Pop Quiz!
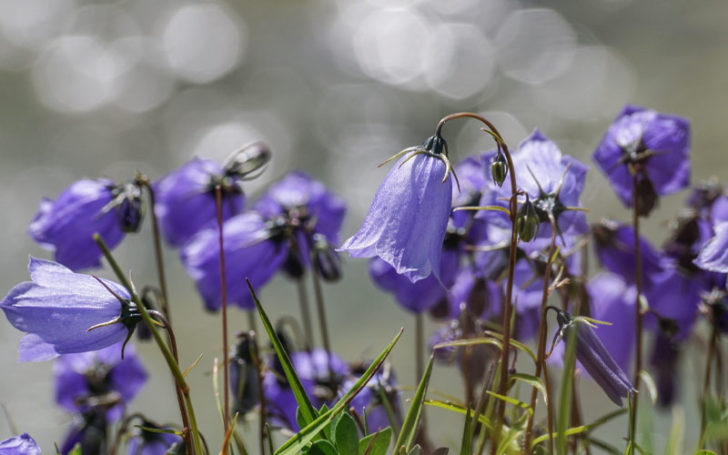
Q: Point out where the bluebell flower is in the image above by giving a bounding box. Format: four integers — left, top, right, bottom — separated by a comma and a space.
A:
54, 342, 147, 421
648, 332, 680, 408
154, 158, 246, 247
340, 135, 455, 282
478, 130, 588, 255
593, 105, 690, 216
695, 222, 728, 273
229, 332, 260, 416
29, 178, 134, 271
555, 309, 636, 406
60, 410, 108, 455
181, 212, 288, 311
126, 420, 181, 455
0, 434, 40, 455
1, 257, 139, 361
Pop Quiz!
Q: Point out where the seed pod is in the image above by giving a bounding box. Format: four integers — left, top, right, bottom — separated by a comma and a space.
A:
516, 198, 540, 242
491, 150, 508, 187
223, 141, 272, 177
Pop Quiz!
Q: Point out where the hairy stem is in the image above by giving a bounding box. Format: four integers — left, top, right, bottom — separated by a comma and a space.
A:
630, 172, 644, 454
215, 186, 231, 453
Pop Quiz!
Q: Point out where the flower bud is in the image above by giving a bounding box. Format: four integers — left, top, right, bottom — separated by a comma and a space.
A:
491, 150, 508, 187
516, 198, 540, 242
423, 134, 448, 155
312, 233, 342, 282
223, 141, 272, 177
635, 174, 658, 217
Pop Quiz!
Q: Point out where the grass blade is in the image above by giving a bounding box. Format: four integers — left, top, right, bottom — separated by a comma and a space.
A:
394, 355, 435, 454
557, 325, 577, 455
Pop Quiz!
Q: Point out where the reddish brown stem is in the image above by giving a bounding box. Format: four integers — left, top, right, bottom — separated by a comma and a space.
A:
215, 185, 231, 453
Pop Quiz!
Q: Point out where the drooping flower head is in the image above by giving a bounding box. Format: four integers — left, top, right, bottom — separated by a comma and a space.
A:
340, 135, 455, 282
54, 342, 147, 421
1, 257, 140, 361
60, 409, 108, 455
181, 212, 288, 311
254, 171, 346, 279
0, 434, 41, 455
229, 332, 261, 416
554, 309, 636, 406
593, 105, 690, 216
479, 130, 588, 255
29, 178, 143, 271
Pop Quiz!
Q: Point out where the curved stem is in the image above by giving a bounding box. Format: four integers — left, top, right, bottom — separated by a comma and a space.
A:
138, 177, 171, 321
215, 186, 231, 453
435, 112, 519, 450
524, 217, 558, 452
629, 172, 644, 454
94, 234, 203, 455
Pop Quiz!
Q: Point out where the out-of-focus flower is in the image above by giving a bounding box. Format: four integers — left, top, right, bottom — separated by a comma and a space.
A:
1, 257, 139, 362
181, 212, 287, 311
593, 105, 690, 216
649, 332, 680, 408
154, 158, 245, 247
54, 342, 147, 421
695, 222, 728, 273
345, 362, 401, 433
340, 135, 454, 283
126, 420, 181, 455
555, 309, 636, 406
0, 433, 41, 455
229, 332, 260, 416
478, 131, 588, 255
29, 178, 135, 270
60, 410, 108, 455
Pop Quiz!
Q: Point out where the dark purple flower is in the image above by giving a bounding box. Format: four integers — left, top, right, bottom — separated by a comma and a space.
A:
60, 410, 108, 455
648, 332, 680, 408
643, 267, 702, 340
695, 222, 728, 273
593, 105, 690, 215
1, 257, 138, 362
180, 212, 288, 311
229, 333, 260, 416
54, 342, 147, 421
126, 421, 181, 455
340, 136, 454, 282
479, 131, 588, 255
255, 171, 347, 245
0, 434, 40, 455
29, 178, 127, 271
154, 158, 245, 247
446, 266, 501, 321
556, 310, 636, 406
345, 363, 401, 433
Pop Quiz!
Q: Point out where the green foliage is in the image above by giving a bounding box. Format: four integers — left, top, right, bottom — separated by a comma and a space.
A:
394, 355, 435, 454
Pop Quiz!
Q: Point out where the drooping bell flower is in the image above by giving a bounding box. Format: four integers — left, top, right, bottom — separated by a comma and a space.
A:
180, 212, 288, 311
344, 362, 401, 433
478, 130, 588, 255
60, 409, 108, 455
1, 257, 140, 361
0, 434, 41, 455
648, 332, 680, 408
554, 309, 636, 406
695, 222, 728, 273
29, 178, 143, 271
340, 135, 455, 282
54, 342, 147, 421
125, 420, 181, 455
593, 105, 690, 216
229, 332, 260, 416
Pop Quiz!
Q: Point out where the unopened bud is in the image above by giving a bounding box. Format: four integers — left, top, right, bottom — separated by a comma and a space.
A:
516, 198, 540, 242
312, 234, 342, 282
491, 151, 508, 187
223, 141, 272, 177
635, 175, 658, 217
423, 134, 448, 156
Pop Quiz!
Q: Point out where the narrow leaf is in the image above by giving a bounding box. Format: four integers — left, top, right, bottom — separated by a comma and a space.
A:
459, 405, 473, 455
423, 400, 493, 431
394, 356, 435, 454
508, 373, 547, 406
557, 324, 577, 455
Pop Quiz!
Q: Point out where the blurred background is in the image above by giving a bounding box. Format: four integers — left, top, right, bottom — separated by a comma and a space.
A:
0, 0, 726, 451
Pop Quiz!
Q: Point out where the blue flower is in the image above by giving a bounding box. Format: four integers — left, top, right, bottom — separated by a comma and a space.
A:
1, 257, 138, 361
593, 105, 690, 215
29, 178, 129, 271
54, 342, 147, 421
340, 136, 454, 282
695, 222, 728, 273
154, 158, 245, 247
126, 420, 181, 455
0, 434, 40, 455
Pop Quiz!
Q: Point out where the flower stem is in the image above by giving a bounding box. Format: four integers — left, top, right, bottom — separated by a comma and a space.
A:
435, 112, 518, 451
215, 185, 231, 454
310, 258, 332, 356
524, 217, 558, 452
700, 316, 718, 445
295, 277, 314, 350
93, 234, 203, 455
630, 172, 644, 454
138, 176, 171, 322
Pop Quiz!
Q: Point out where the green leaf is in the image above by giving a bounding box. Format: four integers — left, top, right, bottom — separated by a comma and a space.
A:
556, 323, 577, 455
459, 405, 473, 455
249, 281, 319, 430
408, 445, 424, 455
664, 407, 684, 455
530, 408, 626, 448
423, 400, 493, 431
334, 413, 359, 455
66, 444, 81, 455
485, 391, 533, 415
482, 330, 538, 364
358, 427, 392, 455
275, 329, 403, 455
508, 373, 547, 406
394, 356, 435, 454
639, 370, 658, 405
309, 440, 339, 455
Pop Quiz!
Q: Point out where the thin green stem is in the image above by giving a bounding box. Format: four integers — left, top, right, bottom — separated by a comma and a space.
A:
138, 177, 171, 321
215, 185, 231, 453
93, 234, 203, 455
700, 317, 718, 446
310, 256, 332, 356
295, 277, 314, 351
